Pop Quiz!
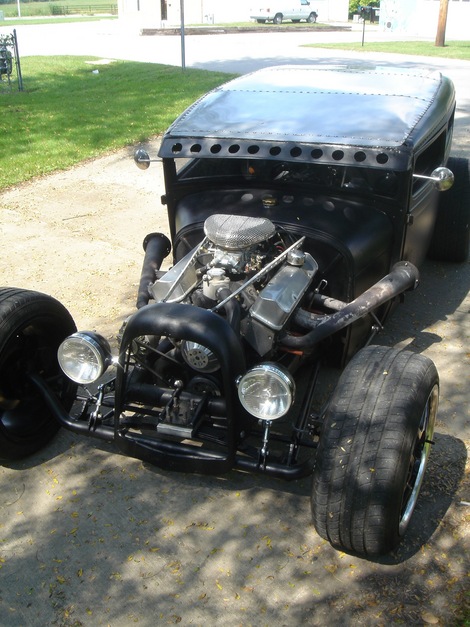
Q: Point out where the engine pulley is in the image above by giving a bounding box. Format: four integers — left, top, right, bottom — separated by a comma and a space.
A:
181, 340, 220, 373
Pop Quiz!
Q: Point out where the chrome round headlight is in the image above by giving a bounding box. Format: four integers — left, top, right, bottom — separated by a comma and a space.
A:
237, 363, 295, 421
58, 332, 112, 384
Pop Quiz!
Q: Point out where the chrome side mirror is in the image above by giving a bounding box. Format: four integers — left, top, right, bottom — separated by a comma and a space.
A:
413, 167, 454, 191
134, 148, 161, 170
134, 148, 151, 170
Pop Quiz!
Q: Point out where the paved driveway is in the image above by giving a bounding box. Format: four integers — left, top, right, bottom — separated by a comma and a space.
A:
0, 21, 469, 626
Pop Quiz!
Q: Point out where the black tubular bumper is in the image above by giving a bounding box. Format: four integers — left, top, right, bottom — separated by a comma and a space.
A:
28, 373, 115, 441
114, 302, 247, 474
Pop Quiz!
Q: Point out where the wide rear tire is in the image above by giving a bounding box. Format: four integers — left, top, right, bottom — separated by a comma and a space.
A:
311, 345, 438, 556
428, 156, 470, 262
0, 288, 77, 460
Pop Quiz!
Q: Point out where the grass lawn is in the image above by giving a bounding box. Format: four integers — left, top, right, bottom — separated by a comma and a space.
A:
0, 57, 235, 189
305, 40, 470, 61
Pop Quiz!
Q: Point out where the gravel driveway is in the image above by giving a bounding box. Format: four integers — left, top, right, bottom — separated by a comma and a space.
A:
0, 25, 469, 626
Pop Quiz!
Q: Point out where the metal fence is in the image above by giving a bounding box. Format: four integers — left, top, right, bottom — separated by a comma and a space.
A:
0, 30, 23, 92
50, 4, 117, 15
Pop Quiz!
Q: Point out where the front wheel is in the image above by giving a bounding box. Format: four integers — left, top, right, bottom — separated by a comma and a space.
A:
273, 13, 283, 24
0, 288, 77, 460
307, 12, 317, 23
311, 345, 438, 556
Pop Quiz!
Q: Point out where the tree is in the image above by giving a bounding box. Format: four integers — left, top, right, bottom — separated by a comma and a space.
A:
348, 0, 379, 20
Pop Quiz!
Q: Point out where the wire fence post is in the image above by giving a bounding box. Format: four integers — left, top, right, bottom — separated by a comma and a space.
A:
13, 29, 23, 90
1, 29, 23, 92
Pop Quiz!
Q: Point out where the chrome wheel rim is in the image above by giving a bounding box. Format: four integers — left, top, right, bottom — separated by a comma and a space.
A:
399, 384, 439, 535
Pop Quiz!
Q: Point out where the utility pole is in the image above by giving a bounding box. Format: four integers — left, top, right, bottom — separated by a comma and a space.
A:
180, 0, 186, 70
435, 0, 449, 47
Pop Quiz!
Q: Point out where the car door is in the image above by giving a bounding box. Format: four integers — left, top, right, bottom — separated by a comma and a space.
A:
285, 0, 303, 20
403, 129, 449, 265
298, 0, 311, 19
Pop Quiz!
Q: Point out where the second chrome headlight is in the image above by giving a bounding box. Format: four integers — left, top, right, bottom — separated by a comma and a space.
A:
58, 332, 112, 384
237, 363, 295, 421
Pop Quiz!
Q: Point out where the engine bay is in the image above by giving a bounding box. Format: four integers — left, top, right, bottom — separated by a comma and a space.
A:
148, 214, 318, 358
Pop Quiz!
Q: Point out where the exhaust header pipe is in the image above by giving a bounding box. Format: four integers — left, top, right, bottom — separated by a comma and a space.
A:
136, 233, 171, 309
280, 262, 419, 350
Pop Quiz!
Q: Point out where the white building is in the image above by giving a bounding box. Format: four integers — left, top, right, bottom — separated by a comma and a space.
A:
379, 0, 470, 40
118, 0, 349, 30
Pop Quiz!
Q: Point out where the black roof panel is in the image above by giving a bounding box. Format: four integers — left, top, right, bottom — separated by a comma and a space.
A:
159, 65, 455, 170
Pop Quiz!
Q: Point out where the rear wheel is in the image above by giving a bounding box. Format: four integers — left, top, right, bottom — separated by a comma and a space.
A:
428, 156, 470, 262
273, 13, 283, 24
311, 345, 438, 556
0, 288, 77, 460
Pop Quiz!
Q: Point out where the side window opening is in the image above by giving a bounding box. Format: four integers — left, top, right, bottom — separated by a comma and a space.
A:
412, 130, 447, 194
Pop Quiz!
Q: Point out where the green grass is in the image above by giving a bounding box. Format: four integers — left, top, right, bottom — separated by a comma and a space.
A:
0, 56, 235, 189
304, 40, 470, 61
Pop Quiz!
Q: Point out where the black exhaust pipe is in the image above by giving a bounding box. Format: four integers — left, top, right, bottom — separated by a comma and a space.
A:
280, 262, 419, 350
136, 233, 171, 309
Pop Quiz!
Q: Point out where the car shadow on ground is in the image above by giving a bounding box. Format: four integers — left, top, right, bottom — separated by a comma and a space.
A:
4, 421, 466, 567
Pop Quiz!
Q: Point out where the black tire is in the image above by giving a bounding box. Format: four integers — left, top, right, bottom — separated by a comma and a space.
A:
428, 156, 470, 262
273, 13, 283, 24
307, 12, 317, 23
256, 19, 266, 24
0, 288, 77, 460
311, 345, 438, 557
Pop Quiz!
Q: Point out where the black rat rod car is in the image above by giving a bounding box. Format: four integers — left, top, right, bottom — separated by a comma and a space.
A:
1, 65, 469, 557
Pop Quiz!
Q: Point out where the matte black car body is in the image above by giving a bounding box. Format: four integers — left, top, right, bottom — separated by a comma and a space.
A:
156, 65, 456, 358
159, 65, 454, 264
